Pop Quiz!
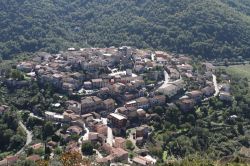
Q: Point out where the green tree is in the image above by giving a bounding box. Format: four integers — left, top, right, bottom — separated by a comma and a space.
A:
14, 160, 36, 166
81, 141, 94, 155
237, 123, 244, 135
21, 111, 30, 122
54, 147, 63, 155
43, 121, 54, 139
11, 69, 24, 80
125, 140, 135, 150
154, 106, 165, 115
9, 135, 25, 151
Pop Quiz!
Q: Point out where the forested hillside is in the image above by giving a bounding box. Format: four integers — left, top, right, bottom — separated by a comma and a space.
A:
1, 0, 250, 59
0, 111, 25, 157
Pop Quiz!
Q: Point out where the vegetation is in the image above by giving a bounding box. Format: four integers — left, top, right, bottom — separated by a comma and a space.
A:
14, 160, 36, 166
159, 154, 250, 166
1, 0, 250, 59
148, 71, 250, 164
221, 64, 250, 87
125, 140, 135, 151
43, 121, 55, 139
81, 141, 94, 156
0, 111, 26, 158
35, 151, 91, 166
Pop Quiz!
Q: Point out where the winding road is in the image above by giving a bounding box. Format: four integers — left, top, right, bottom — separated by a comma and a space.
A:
16, 121, 33, 155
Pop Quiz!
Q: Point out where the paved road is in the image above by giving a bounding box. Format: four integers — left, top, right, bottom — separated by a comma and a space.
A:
16, 121, 33, 155
78, 123, 90, 155
155, 70, 170, 92
151, 53, 156, 61
29, 112, 44, 121
107, 127, 114, 146
82, 123, 89, 141
212, 74, 219, 96
160, 70, 170, 88
94, 149, 103, 159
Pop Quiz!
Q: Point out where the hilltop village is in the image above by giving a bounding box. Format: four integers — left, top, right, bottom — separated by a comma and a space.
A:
0, 47, 232, 165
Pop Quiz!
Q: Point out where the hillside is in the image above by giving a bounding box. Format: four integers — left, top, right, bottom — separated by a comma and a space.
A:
1, 0, 250, 59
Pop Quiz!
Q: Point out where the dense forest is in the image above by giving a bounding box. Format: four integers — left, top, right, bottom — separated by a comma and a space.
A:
1, 0, 250, 59
0, 111, 25, 159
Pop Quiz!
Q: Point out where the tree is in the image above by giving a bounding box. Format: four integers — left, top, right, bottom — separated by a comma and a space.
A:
43, 121, 54, 139
148, 145, 163, 159
54, 147, 63, 155
154, 106, 165, 115
60, 152, 90, 166
11, 69, 24, 80
9, 135, 25, 151
14, 160, 36, 166
187, 114, 196, 125
69, 134, 80, 142
44, 146, 52, 160
36, 160, 49, 166
0, 111, 25, 153
26, 147, 34, 156
81, 141, 94, 155
237, 123, 244, 135
125, 140, 135, 150
0, 0, 250, 60
21, 111, 30, 122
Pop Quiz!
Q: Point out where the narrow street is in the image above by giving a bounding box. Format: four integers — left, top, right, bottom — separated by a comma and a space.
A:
16, 121, 33, 155
101, 118, 114, 146
151, 53, 155, 61
107, 127, 114, 146
212, 74, 219, 96
160, 70, 170, 88
78, 123, 90, 155
156, 70, 170, 92
29, 112, 44, 121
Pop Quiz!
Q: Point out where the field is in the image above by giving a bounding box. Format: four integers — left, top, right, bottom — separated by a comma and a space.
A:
221, 64, 250, 79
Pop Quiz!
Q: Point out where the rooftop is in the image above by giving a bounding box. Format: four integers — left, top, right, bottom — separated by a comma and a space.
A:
110, 113, 127, 120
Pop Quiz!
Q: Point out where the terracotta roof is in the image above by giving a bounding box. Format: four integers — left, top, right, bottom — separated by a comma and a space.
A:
65, 141, 79, 153
96, 157, 111, 164
136, 97, 149, 103
114, 137, 126, 145
101, 143, 113, 154
6, 156, 18, 163
27, 155, 41, 162
133, 156, 148, 165
0, 159, 7, 166
104, 99, 115, 105
187, 90, 203, 97
137, 109, 146, 117
117, 107, 128, 113
88, 132, 99, 141
112, 148, 128, 157
31, 143, 43, 150
153, 95, 165, 100
0, 106, 5, 113
67, 126, 83, 135
180, 98, 194, 104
